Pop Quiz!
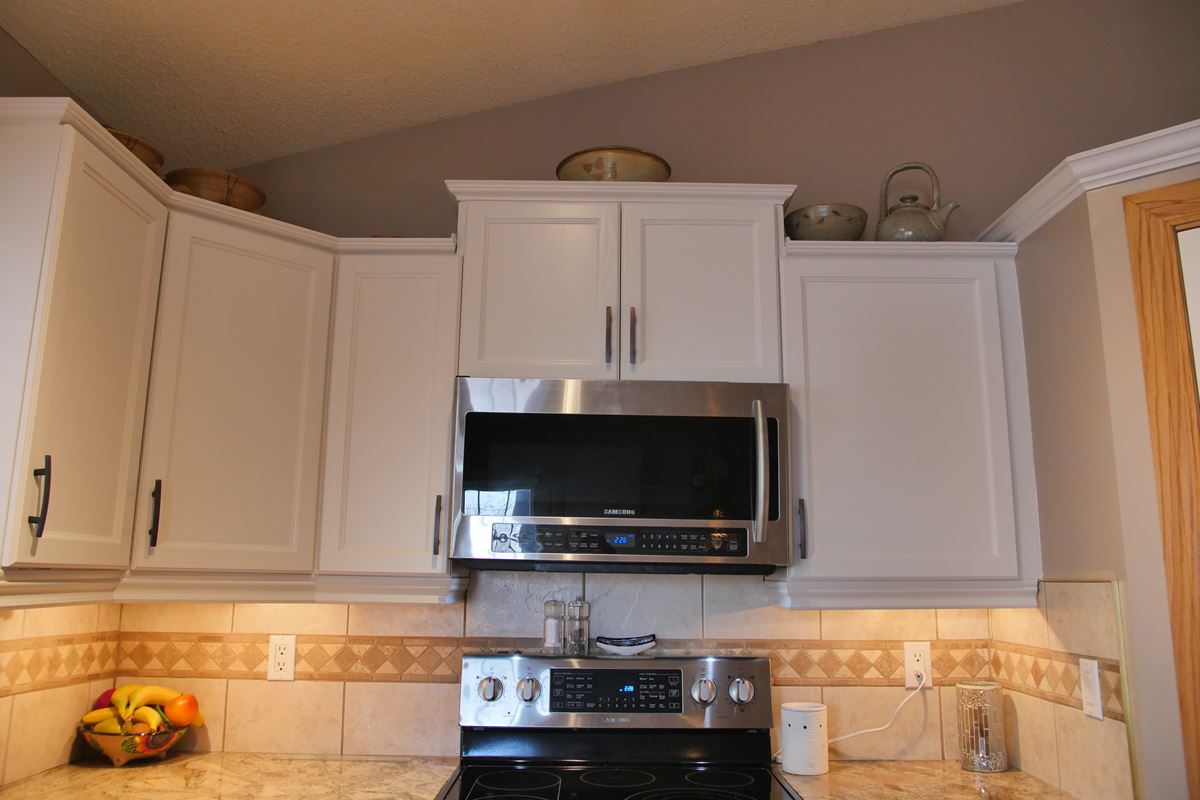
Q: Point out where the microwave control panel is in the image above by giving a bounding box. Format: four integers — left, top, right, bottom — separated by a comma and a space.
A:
490, 524, 747, 557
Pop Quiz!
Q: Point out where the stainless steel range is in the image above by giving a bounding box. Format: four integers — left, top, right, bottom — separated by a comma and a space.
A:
436, 654, 801, 800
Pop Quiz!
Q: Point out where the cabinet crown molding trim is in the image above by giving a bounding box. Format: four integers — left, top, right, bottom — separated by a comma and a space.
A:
980, 117, 1200, 243
446, 179, 796, 204
783, 240, 1017, 257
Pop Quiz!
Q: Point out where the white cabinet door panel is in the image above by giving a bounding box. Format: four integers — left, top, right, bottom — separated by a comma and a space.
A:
5, 130, 166, 568
620, 203, 780, 382
319, 253, 460, 574
782, 257, 1018, 579
133, 213, 333, 572
459, 202, 619, 379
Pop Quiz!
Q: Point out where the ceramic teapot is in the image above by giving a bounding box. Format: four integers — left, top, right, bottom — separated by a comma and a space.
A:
876, 162, 959, 241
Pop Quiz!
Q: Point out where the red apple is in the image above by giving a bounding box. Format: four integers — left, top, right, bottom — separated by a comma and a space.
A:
93, 687, 116, 710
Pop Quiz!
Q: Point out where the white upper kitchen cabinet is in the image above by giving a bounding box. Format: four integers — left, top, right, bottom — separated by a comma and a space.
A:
458, 200, 620, 379
772, 242, 1041, 608
0, 125, 166, 570
449, 182, 794, 381
319, 248, 461, 575
131, 210, 334, 572
620, 202, 780, 381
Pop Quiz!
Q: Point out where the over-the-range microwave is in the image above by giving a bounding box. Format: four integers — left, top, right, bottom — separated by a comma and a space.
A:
448, 377, 791, 574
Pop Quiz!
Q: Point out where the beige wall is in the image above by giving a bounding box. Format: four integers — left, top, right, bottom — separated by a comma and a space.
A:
0, 27, 80, 103
232, 0, 1200, 240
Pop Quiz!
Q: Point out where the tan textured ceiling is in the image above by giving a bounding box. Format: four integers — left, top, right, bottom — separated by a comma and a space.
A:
0, 0, 1018, 169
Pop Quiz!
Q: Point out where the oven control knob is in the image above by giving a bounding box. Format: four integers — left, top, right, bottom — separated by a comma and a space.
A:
729, 677, 755, 705
477, 676, 504, 702
516, 677, 541, 703
690, 678, 718, 706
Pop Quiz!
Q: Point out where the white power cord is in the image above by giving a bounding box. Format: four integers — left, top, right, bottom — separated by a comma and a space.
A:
771, 670, 928, 761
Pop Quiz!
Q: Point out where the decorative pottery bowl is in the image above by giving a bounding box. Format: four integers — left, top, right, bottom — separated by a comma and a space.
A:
165, 167, 266, 211
556, 146, 671, 182
784, 203, 868, 241
105, 128, 165, 177
78, 724, 188, 767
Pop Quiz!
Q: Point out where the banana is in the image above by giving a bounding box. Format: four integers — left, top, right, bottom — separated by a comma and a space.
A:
81, 706, 118, 726
111, 683, 143, 720
92, 717, 122, 734
191, 709, 205, 728
128, 684, 180, 712
131, 705, 164, 731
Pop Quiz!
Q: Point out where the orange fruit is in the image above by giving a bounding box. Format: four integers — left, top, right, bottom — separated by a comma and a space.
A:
162, 693, 199, 727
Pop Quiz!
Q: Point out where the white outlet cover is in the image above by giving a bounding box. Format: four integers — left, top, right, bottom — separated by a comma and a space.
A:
1079, 658, 1103, 719
903, 641, 933, 689
267, 634, 296, 681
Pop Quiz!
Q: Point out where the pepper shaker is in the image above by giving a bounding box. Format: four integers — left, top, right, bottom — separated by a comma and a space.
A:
565, 598, 590, 656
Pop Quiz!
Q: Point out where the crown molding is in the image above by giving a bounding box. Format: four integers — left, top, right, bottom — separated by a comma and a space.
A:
335, 236, 457, 255
446, 179, 797, 204
980, 118, 1200, 243
783, 239, 1017, 258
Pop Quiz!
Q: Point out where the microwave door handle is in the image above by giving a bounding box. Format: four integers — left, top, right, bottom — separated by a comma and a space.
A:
752, 399, 768, 544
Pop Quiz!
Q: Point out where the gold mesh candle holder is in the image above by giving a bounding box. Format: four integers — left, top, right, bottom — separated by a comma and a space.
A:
957, 681, 1007, 772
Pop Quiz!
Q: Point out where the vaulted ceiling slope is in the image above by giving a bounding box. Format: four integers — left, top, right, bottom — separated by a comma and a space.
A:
1, 0, 1018, 168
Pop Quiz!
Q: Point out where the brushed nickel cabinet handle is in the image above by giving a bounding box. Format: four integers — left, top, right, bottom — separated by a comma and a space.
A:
605, 306, 613, 364
629, 306, 637, 365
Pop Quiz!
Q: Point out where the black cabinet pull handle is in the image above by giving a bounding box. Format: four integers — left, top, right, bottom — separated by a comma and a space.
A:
629, 306, 637, 365
604, 306, 613, 364
148, 479, 162, 548
432, 494, 443, 556
798, 498, 808, 559
27, 454, 51, 538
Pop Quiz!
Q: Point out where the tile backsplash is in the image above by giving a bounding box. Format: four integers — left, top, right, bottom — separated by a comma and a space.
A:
0, 580, 1134, 799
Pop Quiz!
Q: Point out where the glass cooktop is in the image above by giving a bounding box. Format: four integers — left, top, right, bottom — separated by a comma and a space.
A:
443, 765, 797, 800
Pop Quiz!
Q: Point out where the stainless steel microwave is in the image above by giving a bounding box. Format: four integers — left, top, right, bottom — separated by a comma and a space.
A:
449, 377, 791, 573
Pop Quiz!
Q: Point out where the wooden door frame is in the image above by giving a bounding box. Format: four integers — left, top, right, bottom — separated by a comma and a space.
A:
1125, 177, 1200, 799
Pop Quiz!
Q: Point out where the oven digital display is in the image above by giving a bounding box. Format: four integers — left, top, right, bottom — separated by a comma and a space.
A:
605, 533, 636, 548
549, 669, 683, 713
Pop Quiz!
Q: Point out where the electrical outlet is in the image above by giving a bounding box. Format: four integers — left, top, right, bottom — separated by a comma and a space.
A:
267, 634, 295, 681
1079, 658, 1103, 719
904, 641, 932, 689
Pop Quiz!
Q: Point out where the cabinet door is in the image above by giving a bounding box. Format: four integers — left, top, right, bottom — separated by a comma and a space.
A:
458, 201, 620, 379
319, 252, 460, 574
133, 213, 333, 572
620, 203, 780, 381
781, 256, 1018, 579
4, 130, 166, 568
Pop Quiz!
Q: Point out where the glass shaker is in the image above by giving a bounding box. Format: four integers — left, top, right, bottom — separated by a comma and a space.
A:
543, 599, 565, 656
565, 598, 590, 656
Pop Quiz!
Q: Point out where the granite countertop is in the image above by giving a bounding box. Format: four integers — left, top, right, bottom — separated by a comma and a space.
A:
0, 753, 1068, 800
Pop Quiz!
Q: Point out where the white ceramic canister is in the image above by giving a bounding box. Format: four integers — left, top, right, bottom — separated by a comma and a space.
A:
780, 701, 829, 775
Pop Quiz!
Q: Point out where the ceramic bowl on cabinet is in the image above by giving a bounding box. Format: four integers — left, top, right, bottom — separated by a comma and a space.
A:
784, 203, 868, 241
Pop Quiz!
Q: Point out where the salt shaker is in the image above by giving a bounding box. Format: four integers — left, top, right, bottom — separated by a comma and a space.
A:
543, 599, 565, 656
565, 598, 590, 656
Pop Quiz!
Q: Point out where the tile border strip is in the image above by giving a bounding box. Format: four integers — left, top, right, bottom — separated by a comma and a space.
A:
990, 639, 1124, 721
0, 630, 118, 698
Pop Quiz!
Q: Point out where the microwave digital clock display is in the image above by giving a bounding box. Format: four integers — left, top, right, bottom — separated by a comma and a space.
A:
605, 533, 636, 548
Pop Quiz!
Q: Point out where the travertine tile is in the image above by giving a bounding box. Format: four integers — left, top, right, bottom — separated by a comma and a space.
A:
1004, 689, 1060, 786
587, 574, 702, 639
1044, 582, 1120, 659
0, 696, 12, 784
348, 603, 465, 637
224, 680, 343, 755
988, 590, 1048, 647
232, 603, 348, 635
465, 571, 583, 637
120, 603, 233, 633
96, 603, 122, 632
117, 675, 226, 753
0, 610, 24, 642
824, 686, 941, 760
938, 686, 958, 760
820, 610, 936, 641
21, 604, 98, 638
935, 610, 989, 640
702, 576, 819, 639
342, 682, 458, 756
4, 682, 89, 783
770, 686, 823, 755
84, 677, 115, 710
1053, 703, 1133, 800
